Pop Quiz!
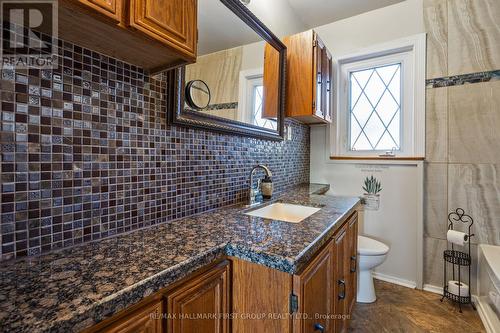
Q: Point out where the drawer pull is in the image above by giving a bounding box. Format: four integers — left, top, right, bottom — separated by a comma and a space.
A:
351, 255, 357, 273
338, 279, 346, 300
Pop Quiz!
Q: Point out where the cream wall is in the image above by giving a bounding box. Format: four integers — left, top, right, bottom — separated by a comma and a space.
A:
246, 0, 307, 37
309, 0, 425, 287
313, 0, 424, 57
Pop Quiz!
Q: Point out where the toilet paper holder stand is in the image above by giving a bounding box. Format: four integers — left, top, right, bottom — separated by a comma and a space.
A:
440, 208, 475, 312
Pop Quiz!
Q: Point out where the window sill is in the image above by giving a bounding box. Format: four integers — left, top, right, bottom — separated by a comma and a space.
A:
330, 156, 425, 161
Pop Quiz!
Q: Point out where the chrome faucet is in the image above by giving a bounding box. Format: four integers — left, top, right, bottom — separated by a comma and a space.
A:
248, 164, 272, 207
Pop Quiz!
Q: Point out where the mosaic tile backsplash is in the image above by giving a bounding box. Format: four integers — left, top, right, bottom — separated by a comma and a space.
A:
0, 39, 310, 261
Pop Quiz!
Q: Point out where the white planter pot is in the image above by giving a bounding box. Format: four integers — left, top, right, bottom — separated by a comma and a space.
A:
363, 193, 380, 211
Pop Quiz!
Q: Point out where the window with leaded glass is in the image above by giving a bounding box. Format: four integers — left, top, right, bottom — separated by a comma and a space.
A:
349, 63, 401, 151
251, 85, 276, 130
334, 35, 426, 158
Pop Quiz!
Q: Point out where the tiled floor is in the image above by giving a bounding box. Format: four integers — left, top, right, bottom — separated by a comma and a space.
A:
349, 280, 485, 332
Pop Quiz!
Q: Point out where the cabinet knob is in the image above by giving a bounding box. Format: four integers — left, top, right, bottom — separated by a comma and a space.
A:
314, 323, 325, 332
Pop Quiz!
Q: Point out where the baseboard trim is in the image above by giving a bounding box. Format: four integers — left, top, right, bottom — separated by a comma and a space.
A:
423, 284, 443, 295
424, 285, 498, 332
474, 295, 500, 333
372, 272, 417, 289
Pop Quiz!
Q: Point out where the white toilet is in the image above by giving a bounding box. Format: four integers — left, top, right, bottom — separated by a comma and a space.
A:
357, 235, 389, 303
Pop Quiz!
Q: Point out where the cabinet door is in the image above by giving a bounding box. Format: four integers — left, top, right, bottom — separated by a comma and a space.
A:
347, 213, 358, 315
262, 42, 280, 119
313, 35, 325, 119
166, 260, 229, 333
322, 48, 333, 123
294, 241, 334, 333
129, 0, 197, 59
334, 227, 347, 333
76, 0, 123, 22
95, 300, 163, 333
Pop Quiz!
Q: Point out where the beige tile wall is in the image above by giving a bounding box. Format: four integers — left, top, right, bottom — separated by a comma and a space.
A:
423, 0, 500, 287
448, 81, 500, 164
424, 0, 448, 79
448, 0, 500, 75
424, 163, 448, 239
424, 236, 479, 292
448, 164, 500, 245
425, 87, 448, 162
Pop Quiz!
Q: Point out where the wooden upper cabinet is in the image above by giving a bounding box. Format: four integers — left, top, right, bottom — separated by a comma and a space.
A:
166, 260, 230, 333
283, 30, 333, 124
313, 37, 325, 119
262, 42, 280, 119
129, 0, 197, 59
293, 241, 334, 333
76, 0, 123, 22
58, 0, 197, 72
322, 47, 333, 123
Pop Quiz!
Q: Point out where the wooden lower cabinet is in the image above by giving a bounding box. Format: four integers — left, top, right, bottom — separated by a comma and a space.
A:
346, 214, 358, 316
232, 258, 293, 332
293, 240, 334, 333
290, 211, 358, 333
91, 300, 163, 333
86, 213, 358, 333
166, 260, 229, 333
85, 260, 229, 333
333, 225, 348, 333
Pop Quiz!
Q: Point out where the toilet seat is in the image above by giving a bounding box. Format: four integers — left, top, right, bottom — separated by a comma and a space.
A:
358, 235, 389, 256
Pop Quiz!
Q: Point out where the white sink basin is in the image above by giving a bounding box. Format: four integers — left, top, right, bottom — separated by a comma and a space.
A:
244, 203, 321, 223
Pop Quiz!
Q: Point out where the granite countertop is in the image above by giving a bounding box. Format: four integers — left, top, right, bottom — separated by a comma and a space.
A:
0, 183, 360, 333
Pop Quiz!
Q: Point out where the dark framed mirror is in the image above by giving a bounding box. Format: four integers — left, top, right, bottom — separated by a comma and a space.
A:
166, 0, 286, 141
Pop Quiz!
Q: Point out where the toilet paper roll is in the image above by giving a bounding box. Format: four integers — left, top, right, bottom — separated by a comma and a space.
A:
448, 280, 469, 296
447, 230, 468, 246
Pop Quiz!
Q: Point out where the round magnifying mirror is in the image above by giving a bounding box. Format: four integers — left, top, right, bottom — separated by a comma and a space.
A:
185, 80, 211, 110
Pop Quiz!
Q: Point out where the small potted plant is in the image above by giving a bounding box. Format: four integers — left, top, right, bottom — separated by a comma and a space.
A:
362, 175, 382, 210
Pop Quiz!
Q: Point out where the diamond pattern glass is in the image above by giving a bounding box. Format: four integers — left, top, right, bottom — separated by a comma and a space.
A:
252, 85, 276, 130
349, 63, 401, 151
